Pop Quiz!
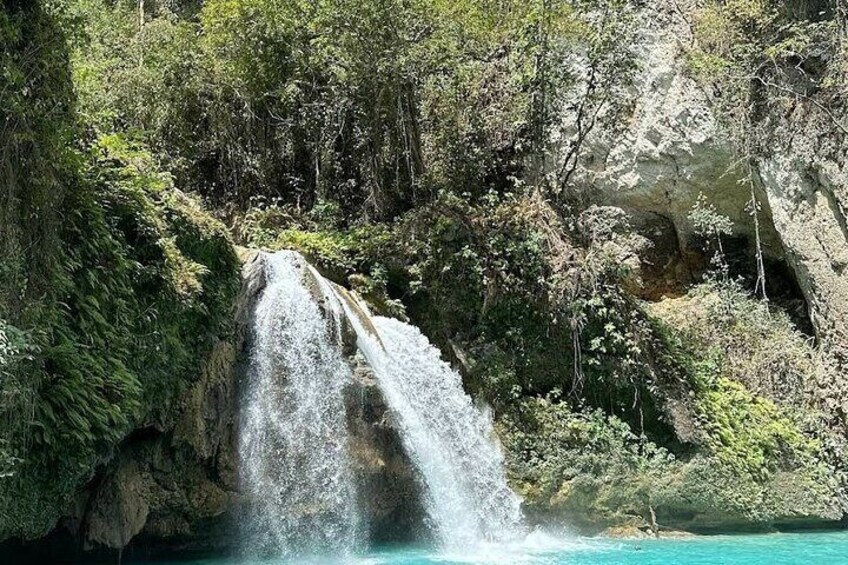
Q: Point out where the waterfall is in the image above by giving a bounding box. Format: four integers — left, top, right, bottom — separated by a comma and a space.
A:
239, 251, 362, 557
240, 250, 525, 557
324, 279, 526, 548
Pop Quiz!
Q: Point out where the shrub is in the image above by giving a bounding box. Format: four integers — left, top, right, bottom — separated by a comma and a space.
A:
648, 280, 847, 512
686, 0, 842, 152
498, 396, 678, 531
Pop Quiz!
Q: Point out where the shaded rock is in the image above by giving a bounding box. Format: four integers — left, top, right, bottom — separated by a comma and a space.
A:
85, 458, 150, 550
575, 205, 682, 299
621, 209, 694, 299
82, 336, 241, 555
601, 525, 654, 539
172, 340, 239, 486
344, 356, 426, 543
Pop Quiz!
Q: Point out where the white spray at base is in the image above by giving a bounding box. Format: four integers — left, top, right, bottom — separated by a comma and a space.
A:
318, 271, 526, 548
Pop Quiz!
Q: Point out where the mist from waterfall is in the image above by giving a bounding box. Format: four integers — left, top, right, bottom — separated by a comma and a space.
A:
239, 252, 362, 557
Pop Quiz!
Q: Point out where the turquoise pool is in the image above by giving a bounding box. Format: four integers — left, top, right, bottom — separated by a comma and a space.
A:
138, 530, 848, 564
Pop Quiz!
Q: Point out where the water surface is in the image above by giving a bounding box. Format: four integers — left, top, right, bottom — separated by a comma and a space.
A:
139, 530, 848, 564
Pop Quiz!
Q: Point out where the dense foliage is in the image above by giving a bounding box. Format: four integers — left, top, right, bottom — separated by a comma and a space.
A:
69, 0, 639, 217
0, 1, 239, 538
687, 0, 846, 153
501, 280, 844, 534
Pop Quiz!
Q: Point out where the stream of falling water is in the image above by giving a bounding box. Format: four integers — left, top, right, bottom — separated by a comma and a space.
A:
239, 252, 362, 557
321, 274, 526, 549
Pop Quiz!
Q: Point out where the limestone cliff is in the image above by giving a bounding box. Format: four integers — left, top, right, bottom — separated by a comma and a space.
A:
578, 2, 847, 359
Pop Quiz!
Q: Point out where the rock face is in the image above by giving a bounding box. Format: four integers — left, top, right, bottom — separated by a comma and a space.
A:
576, 6, 786, 298
758, 142, 848, 362
21, 251, 421, 561
577, 2, 848, 363
83, 338, 240, 556
344, 357, 426, 543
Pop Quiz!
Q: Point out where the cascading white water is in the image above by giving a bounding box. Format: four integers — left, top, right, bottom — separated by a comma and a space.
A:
240, 250, 524, 555
374, 317, 526, 544
239, 251, 362, 557
327, 287, 526, 548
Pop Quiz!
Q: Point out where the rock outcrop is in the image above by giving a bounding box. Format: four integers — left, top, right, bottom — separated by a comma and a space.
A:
344, 357, 425, 543
757, 138, 848, 362
83, 337, 240, 555
576, 2, 848, 361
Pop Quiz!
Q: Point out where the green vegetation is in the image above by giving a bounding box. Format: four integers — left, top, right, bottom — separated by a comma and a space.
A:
0, 132, 239, 538
0, 2, 239, 538
499, 398, 677, 531
650, 280, 848, 504
66, 0, 639, 216
501, 279, 844, 533
687, 0, 845, 151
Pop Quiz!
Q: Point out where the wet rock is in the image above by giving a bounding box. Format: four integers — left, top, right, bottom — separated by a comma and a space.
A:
345, 356, 427, 543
